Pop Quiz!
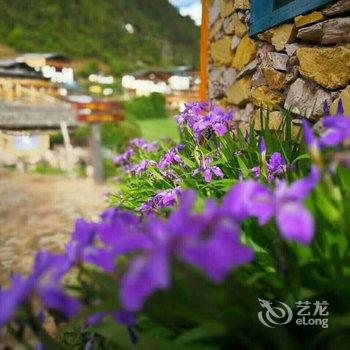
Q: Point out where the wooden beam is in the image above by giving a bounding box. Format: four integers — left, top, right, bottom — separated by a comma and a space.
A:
90, 123, 105, 184
200, 0, 209, 102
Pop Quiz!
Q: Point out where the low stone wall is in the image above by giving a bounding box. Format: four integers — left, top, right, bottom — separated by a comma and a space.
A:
208, 0, 350, 128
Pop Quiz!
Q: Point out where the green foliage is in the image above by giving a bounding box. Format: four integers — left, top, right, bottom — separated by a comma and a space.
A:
50, 121, 141, 152
77, 111, 350, 349
101, 121, 141, 152
103, 157, 117, 179
6, 108, 350, 349
34, 164, 66, 175
124, 93, 169, 120
139, 118, 179, 142
77, 60, 102, 79
0, 0, 200, 75
112, 111, 303, 211
72, 126, 91, 146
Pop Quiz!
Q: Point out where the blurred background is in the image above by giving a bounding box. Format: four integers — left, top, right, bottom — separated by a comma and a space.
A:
0, 0, 201, 282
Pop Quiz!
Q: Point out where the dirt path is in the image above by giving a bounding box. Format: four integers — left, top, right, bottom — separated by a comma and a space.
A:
0, 170, 112, 285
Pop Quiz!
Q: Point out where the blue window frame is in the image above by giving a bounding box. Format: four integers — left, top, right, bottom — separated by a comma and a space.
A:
250, 0, 333, 35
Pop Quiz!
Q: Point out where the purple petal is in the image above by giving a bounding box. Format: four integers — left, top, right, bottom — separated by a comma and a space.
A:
212, 167, 224, 179
121, 251, 170, 311
259, 138, 267, 156
323, 116, 350, 129
213, 123, 227, 136
323, 100, 330, 115
250, 167, 261, 179
72, 219, 96, 246
0, 276, 31, 328
40, 287, 81, 319
267, 153, 287, 178
338, 99, 344, 115
112, 234, 152, 255
204, 169, 212, 183
283, 166, 320, 201
180, 219, 253, 282
87, 312, 107, 326
319, 129, 348, 148
83, 248, 116, 273
276, 202, 314, 245
113, 310, 137, 327
222, 181, 274, 224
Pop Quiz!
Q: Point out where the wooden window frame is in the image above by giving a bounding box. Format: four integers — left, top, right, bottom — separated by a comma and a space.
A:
250, 0, 333, 35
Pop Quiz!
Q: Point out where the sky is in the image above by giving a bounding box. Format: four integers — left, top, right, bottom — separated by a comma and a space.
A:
169, 0, 202, 26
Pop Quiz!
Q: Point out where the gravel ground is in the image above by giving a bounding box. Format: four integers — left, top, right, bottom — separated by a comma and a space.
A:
0, 169, 111, 286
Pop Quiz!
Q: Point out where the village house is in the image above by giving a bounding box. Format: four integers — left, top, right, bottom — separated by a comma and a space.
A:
122, 67, 201, 110
18, 53, 74, 84
0, 58, 57, 102
0, 53, 80, 171
203, 0, 350, 130
0, 98, 78, 170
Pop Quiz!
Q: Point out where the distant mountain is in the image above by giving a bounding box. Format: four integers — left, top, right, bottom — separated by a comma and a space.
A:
0, 0, 200, 75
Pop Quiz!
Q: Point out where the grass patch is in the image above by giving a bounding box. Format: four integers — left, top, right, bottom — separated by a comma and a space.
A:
138, 117, 179, 142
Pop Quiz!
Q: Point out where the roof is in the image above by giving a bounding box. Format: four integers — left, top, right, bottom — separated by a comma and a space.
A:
0, 59, 34, 70
0, 59, 47, 79
0, 69, 48, 80
126, 66, 196, 79
0, 102, 78, 130
19, 53, 71, 62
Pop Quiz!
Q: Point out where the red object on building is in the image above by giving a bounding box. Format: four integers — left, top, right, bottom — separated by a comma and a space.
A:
74, 100, 124, 123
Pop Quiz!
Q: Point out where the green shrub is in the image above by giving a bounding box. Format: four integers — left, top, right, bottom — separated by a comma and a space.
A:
34, 164, 65, 175
124, 92, 168, 120
50, 122, 141, 152
101, 121, 141, 152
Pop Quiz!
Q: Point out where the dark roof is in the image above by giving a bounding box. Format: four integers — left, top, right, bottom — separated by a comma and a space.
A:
0, 69, 48, 80
20, 53, 71, 62
0, 59, 47, 80
0, 59, 33, 70
127, 66, 195, 79
0, 102, 78, 130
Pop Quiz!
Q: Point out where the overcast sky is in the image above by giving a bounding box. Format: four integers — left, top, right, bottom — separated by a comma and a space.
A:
168, 0, 202, 25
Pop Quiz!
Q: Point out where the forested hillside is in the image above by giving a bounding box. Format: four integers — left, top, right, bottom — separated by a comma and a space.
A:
0, 0, 200, 74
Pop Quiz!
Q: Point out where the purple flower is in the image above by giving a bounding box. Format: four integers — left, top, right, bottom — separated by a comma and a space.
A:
87, 311, 107, 326
273, 166, 320, 244
193, 157, 224, 183
157, 145, 186, 170
121, 191, 253, 311
127, 160, 156, 177
138, 187, 183, 214
114, 148, 135, 166
175, 103, 234, 140
128, 138, 159, 153
129, 138, 147, 148
222, 180, 274, 225
141, 142, 159, 153
267, 153, 287, 183
250, 166, 261, 180
0, 276, 31, 328
87, 310, 136, 327
319, 100, 350, 148
260, 138, 267, 162
0, 251, 81, 328
113, 310, 137, 327
222, 167, 320, 244
179, 214, 254, 282
250, 152, 287, 182
121, 249, 170, 311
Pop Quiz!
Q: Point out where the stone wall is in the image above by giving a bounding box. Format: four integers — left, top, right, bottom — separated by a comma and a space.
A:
208, 0, 350, 128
